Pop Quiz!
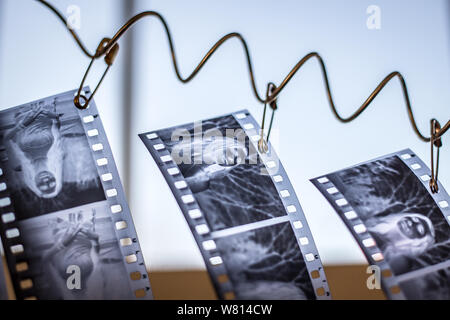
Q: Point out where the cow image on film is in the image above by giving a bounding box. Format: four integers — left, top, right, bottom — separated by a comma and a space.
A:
18, 205, 132, 299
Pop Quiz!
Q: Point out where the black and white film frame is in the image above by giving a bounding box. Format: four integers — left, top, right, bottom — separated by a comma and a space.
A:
140, 109, 330, 300
0, 240, 8, 300
0, 112, 36, 299
0, 88, 152, 299
76, 88, 152, 299
311, 148, 450, 300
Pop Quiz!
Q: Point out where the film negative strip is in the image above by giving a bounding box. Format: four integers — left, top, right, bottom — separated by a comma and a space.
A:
140, 109, 330, 300
312, 149, 450, 300
0, 241, 8, 300
0, 88, 152, 300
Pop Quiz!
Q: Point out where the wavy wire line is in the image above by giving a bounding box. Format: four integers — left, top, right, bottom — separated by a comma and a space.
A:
36, 0, 449, 142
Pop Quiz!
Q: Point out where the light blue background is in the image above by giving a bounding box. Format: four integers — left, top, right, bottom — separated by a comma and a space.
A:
0, 0, 449, 270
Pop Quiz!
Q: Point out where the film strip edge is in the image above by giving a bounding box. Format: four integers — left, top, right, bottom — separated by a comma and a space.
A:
233, 109, 331, 300
139, 128, 234, 300
140, 108, 331, 300
0, 104, 38, 299
78, 88, 153, 299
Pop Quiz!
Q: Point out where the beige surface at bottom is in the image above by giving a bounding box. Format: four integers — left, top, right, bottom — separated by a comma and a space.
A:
148, 265, 387, 300
2, 255, 386, 300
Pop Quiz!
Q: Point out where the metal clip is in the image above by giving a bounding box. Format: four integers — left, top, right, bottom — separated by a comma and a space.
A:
74, 38, 120, 109
258, 83, 278, 153
429, 119, 442, 193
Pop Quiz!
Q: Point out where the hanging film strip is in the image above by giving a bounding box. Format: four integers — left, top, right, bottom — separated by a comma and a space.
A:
140, 109, 330, 300
0, 88, 152, 300
312, 149, 450, 300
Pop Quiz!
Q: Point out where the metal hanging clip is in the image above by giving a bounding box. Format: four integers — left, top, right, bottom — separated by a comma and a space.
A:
74, 38, 120, 109
258, 83, 278, 153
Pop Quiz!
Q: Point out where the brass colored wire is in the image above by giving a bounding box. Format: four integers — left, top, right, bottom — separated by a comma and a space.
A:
37, 0, 95, 58
430, 119, 444, 193
36, 0, 448, 143
439, 120, 450, 139
35, 0, 449, 193
74, 38, 119, 109
36, 1, 264, 102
